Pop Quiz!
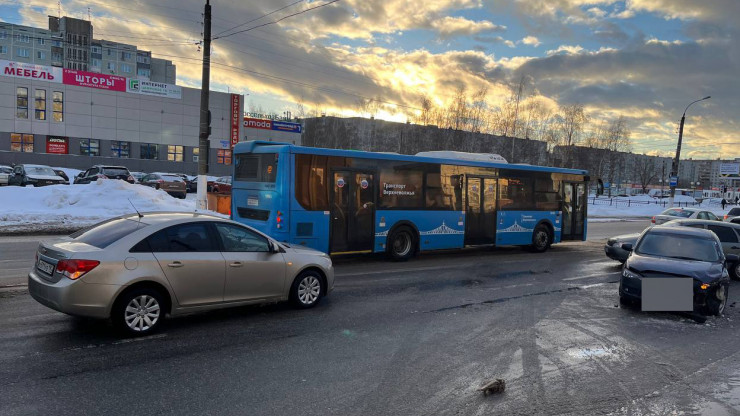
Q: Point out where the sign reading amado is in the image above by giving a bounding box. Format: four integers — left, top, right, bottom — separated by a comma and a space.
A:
62, 69, 126, 91
126, 79, 182, 99
0, 59, 61, 83
244, 117, 302, 133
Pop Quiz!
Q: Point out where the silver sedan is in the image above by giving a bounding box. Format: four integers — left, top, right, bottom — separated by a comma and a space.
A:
652, 207, 720, 225
28, 212, 334, 335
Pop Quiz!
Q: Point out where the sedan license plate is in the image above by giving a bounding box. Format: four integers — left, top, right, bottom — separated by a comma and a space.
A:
37, 259, 54, 275
247, 197, 259, 206
642, 278, 693, 311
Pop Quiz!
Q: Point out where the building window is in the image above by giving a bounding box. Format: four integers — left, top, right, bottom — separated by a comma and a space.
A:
121, 63, 131, 73
16, 87, 28, 119
36, 51, 45, 60
111, 141, 130, 158
80, 139, 100, 156
192, 147, 199, 162
122, 51, 132, 60
107, 62, 115, 71
91, 58, 100, 67
52, 91, 63, 122
14, 33, 29, 43
106, 48, 113, 56
34, 89, 46, 121
91, 45, 101, 54
141, 143, 159, 160
137, 68, 150, 77
11, 133, 34, 152
16, 47, 29, 58
0, 30, 7, 39
167, 145, 184, 162
37, 37, 45, 45
217, 149, 232, 165
0, 46, 6, 54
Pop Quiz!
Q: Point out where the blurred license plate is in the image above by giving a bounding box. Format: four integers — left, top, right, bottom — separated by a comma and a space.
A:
642, 278, 693, 311
37, 259, 54, 275
247, 197, 259, 206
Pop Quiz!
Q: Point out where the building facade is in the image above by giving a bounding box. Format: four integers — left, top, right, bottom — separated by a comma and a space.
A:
0, 60, 242, 176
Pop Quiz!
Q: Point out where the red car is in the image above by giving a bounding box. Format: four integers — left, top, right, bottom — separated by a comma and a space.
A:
211, 176, 232, 194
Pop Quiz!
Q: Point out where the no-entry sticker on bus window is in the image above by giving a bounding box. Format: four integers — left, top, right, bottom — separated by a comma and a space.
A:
337, 178, 345, 188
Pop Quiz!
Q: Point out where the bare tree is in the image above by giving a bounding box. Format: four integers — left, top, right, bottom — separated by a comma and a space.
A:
635, 155, 658, 194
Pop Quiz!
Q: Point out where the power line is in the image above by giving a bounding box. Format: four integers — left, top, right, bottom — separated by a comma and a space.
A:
214, 0, 304, 37
213, 0, 341, 40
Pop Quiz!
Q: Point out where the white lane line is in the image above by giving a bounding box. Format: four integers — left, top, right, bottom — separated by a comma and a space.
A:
336, 257, 559, 278
562, 272, 620, 281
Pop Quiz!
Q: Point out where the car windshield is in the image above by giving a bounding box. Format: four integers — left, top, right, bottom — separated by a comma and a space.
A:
662, 208, 693, 218
102, 168, 130, 176
636, 232, 720, 262
70, 217, 150, 248
162, 175, 183, 182
26, 166, 58, 176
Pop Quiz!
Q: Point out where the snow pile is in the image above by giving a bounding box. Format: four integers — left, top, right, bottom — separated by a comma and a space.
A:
0, 179, 222, 234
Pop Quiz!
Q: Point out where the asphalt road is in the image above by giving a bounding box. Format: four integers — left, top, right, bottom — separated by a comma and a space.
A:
4, 220, 740, 415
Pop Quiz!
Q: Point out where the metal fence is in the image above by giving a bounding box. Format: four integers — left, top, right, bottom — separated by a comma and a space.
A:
587, 197, 706, 208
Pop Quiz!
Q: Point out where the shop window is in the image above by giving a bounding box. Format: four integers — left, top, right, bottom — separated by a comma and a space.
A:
10, 133, 33, 152
111, 141, 130, 158
80, 139, 100, 156
34, 89, 46, 120
192, 147, 199, 162
167, 145, 183, 162
52, 92, 63, 122
141, 143, 159, 160
16, 87, 28, 119
217, 149, 232, 165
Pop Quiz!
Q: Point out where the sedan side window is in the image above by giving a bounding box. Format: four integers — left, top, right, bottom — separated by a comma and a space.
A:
215, 223, 270, 252
708, 225, 739, 243
148, 223, 218, 252
707, 212, 719, 221
697, 212, 708, 220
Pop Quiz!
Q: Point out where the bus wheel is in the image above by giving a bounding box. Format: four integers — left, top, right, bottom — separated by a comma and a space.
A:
531, 225, 551, 253
388, 226, 416, 261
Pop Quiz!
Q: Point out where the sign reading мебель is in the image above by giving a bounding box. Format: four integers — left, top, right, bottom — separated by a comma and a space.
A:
0, 59, 62, 83
720, 163, 740, 176
126, 79, 182, 99
62, 69, 126, 91
231, 94, 241, 148
244, 117, 302, 133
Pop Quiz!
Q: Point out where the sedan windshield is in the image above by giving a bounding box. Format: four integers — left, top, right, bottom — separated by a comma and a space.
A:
636, 232, 720, 262
662, 208, 694, 218
26, 166, 58, 176
162, 175, 184, 182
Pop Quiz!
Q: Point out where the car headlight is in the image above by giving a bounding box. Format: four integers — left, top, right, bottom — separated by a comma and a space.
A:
622, 268, 641, 279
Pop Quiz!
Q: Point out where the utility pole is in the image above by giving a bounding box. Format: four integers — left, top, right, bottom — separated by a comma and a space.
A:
196, 0, 212, 211
668, 96, 710, 208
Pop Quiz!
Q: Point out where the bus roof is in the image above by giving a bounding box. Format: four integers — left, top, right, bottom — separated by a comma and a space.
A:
234, 140, 588, 176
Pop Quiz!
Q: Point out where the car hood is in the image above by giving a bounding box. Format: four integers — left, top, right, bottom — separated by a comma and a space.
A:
27, 174, 66, 181
282, 243, 328, 257
626, 253, 724, 282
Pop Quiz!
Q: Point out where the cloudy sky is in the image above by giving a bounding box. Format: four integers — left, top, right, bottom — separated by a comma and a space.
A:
2, 0, 738, 159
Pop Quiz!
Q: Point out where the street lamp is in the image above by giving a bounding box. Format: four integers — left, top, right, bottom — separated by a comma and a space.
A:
669, 96, 711, 207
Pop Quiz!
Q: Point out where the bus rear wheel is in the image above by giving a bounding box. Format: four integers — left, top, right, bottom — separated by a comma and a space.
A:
530, 225, 551, 253
388, 226, 416, 261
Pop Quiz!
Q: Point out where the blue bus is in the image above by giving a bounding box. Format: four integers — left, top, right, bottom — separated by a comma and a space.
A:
231, 141, 588, 259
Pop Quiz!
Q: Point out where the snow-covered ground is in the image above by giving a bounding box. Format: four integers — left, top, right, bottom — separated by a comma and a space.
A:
0, 179, 222, 234
588, 194, 736, 221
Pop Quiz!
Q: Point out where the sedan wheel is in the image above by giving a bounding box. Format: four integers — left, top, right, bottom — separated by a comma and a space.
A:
706, 284, 728, 316
291, 271, 324, 308
731, 262, 740, 281
114, 288, 164, 335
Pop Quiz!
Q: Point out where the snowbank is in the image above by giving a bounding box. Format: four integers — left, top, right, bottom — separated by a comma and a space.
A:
0, 179, 222, 234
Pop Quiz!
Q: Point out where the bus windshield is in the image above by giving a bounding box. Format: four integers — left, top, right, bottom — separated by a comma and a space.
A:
235, 153, 278, 182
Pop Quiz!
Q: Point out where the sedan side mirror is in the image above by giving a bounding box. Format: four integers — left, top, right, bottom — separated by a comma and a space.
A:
621, 243, 633, 252
727, 254, 739, 263
269, 241, 280, 254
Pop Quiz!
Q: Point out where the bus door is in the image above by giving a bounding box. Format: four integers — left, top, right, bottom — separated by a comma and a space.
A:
330, 170, 375, 254
464, 176, 497, 245
561, 182, 586, 240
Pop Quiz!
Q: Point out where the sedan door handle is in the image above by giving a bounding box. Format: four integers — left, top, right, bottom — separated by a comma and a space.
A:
229, 262, 243, 268
167, 261, 184, 268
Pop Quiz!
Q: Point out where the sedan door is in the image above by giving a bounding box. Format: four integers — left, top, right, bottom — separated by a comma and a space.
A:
213, 222, 287, 302
148, 222, 226, 306
707, 224, 740, 258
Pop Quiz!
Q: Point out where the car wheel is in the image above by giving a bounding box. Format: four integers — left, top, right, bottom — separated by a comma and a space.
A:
387, 226, 416, 261
290, 270, 324, 308
705, 284, 728, 316
113, 288, 164, 336
731, 262, 740, 281
530, 225, 551, 253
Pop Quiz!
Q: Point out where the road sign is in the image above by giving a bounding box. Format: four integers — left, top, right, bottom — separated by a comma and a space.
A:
669, 176, 678, 187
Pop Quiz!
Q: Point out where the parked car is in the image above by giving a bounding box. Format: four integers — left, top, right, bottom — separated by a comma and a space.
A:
53, 169, 70, 184
75, 165, 135, 184
651, 207, 720, 225
130, 171, 146, 184
0, 165, 12, 186
27, 212, 334, 335
619, 226, 736, 316
604, 233, 641, 263
171, 173, 196, 193
140, 173, 188, 199
211, 176, 232, 194
724, 207, 740, 222
8, 164, 68, 186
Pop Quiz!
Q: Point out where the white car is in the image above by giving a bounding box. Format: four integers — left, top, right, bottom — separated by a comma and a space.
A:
0, 165, 11, 186
651, 207, 720, 225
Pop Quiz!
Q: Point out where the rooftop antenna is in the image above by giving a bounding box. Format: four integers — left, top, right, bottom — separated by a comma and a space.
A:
58, 1, 61, 19
87, 7, 91, 22
128, 198, 143, 220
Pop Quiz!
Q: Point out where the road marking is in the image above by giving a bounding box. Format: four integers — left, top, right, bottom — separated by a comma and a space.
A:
562, 272, 619, 281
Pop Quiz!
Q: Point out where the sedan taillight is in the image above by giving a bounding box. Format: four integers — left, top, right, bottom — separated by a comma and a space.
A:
651, 216, 655, 224
56, 259, 100, 280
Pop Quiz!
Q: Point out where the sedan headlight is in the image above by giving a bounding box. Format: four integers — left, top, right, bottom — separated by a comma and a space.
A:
622, 268, 641, 279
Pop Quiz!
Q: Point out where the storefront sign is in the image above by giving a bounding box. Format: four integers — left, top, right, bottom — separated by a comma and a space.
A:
244, 117, 302, 133
0, 59, 61, 83
126, 79, 182, 99
46, 136, 68, 154
63, 69, 126, 91
231, 94, 241, 148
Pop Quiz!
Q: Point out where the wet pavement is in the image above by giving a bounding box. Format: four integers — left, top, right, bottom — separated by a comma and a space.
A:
3, 221, 740, 415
